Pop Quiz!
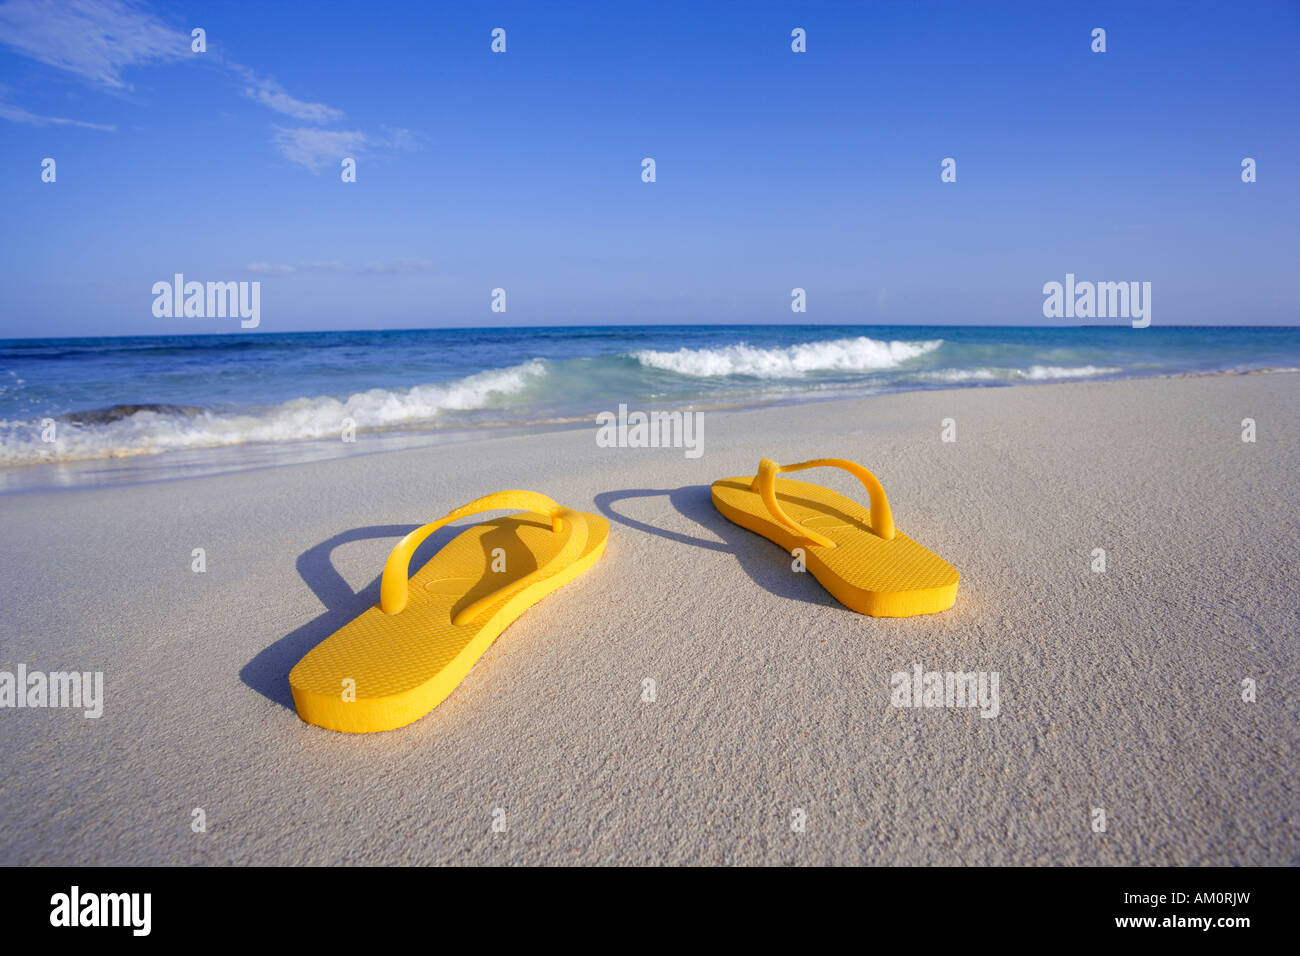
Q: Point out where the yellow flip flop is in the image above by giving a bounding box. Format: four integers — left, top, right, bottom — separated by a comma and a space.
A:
711, 458, 958, 617
289, 490, 609, 733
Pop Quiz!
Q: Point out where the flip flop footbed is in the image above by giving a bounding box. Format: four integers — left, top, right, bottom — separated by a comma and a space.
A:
712, 476, 957, 616
290, 511, 608, 732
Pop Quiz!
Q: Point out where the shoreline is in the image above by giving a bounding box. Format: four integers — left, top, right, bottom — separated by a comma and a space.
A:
1, 371, 1296, 864
3, 364, 1298, 493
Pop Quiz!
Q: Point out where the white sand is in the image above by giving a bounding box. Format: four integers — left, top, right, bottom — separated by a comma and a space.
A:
0, 372, 1296, 865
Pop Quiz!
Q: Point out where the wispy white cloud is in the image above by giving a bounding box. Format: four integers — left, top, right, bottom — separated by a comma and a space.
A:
231, 64, 343, 123
244, 260, 431, 275
379, 126, 419, 151
271, 124, 419, 171
0, 0, 337, 119
0, 0, 418, 171
361, 259, 433, 275
0, 97, 115, 130
0, 0, 187, 89
271, 126, 368, 172
245, 262, 295, 275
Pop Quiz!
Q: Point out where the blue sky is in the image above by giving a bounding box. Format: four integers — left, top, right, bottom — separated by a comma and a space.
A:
1, 0, 1297, 336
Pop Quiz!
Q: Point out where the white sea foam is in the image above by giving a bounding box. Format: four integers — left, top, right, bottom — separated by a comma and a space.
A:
921, 365, 1119, 383
631, 336, 942, 378
0, 360, 545, 463
1024, 364, 1119, 380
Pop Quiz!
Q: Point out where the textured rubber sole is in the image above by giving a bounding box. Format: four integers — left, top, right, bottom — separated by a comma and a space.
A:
290, 511, 608, 732
711, 476, 957, 617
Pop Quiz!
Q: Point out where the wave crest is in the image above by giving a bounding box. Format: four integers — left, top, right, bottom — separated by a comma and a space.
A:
0, 360, 545, 463
631, 336, 942, 378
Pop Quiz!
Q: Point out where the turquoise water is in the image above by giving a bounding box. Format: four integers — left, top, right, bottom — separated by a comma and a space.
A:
1, 325, 1296, 487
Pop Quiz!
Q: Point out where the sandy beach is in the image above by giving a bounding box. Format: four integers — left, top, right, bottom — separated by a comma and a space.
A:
0, 371, 1295, 866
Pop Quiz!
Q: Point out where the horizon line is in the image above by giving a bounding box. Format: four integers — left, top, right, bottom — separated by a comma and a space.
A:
3, 321, 1299, 343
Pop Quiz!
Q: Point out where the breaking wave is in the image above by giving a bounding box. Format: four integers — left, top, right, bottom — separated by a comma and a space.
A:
631, 336, 943, 378
0, 360, 545, 464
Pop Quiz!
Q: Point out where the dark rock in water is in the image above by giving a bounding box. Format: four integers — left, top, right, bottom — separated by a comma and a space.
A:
61, 404, 205, 424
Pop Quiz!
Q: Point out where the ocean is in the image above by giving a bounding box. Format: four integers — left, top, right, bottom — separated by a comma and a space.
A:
1, 324, 1296, 490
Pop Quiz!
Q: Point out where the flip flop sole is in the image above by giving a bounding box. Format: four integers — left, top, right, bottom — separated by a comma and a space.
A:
712, 476, 957, 617
290, 510, 608, 732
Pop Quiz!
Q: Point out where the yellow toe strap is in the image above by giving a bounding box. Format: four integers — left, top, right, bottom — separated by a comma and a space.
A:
750, 457, 896, 548
379, 490, 588, 622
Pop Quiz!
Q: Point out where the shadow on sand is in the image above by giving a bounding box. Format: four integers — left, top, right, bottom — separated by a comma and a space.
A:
240, 522, 460, 711
592, 484, 839, 608
246, 485, 837, 713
